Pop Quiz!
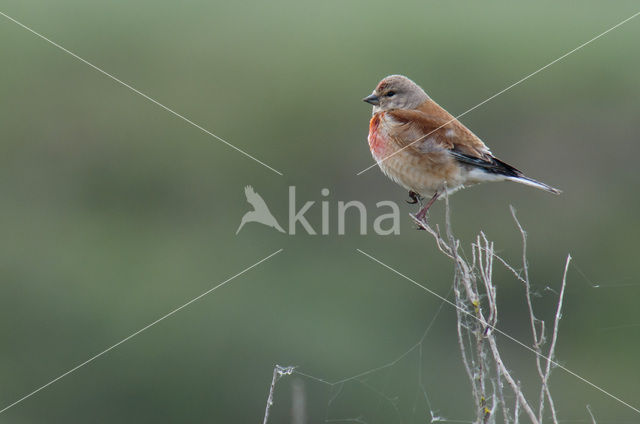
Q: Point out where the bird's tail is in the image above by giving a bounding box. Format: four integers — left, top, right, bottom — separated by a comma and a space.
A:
507, 175, 561, 195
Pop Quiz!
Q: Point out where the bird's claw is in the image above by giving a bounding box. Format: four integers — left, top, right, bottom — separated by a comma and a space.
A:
410, 213, 428, 230
406, 190, 421, 204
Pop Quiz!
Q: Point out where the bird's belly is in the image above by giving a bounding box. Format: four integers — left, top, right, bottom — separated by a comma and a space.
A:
369, 136, 464, 197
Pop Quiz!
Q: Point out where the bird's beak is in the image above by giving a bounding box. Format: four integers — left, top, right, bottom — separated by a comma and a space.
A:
363, 93, 380, 106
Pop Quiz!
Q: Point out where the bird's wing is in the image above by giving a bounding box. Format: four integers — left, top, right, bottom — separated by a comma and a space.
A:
385, 108, 527, 177
244, 185, 270, 210
389, 107, 523, 177
385, 108, 491, 160
380, 105, 562, 193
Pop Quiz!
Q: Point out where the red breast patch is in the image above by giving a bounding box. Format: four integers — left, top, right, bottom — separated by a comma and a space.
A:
368, 114, 385, 157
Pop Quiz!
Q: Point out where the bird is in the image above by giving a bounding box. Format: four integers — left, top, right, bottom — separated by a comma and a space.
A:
363, 74, 560, 222
236, 185, 285, 234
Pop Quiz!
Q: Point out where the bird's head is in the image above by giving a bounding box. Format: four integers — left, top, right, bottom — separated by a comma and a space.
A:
363, 75, 429, 113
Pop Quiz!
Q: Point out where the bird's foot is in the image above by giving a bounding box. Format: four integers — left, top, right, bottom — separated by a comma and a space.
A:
406, 190, 421, 204
410, 212, 428, 230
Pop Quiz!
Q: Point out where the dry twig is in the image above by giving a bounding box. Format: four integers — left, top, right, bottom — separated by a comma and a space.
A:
262, 365, 296, 424
413, 199, 570, 424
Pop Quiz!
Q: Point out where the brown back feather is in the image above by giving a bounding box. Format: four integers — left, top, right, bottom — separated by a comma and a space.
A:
386, 101, 491, 161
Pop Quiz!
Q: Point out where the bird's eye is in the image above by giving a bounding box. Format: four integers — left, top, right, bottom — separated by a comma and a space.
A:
386, 91, 396, 97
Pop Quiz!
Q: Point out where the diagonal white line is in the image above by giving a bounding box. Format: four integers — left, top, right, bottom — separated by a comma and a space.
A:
356, 248, 640, 416
0, 11, 283, 176
0, 248, 283, 415
356, 10, 640, 176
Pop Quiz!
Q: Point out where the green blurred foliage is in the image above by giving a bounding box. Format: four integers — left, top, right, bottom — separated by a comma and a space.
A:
1, 1, 639, 422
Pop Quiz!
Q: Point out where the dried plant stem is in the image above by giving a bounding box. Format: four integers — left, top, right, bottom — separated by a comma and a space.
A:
540, 254, 571, 424
510, 207, 552, 424
413, 199, 568, 424
586, 405, 598, 424
262, 365, 295, 424
263, 202, 575, 424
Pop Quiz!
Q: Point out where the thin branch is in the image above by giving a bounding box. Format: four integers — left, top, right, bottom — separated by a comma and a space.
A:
415, 204, 564, 424
586, 404, 597, 424
263, 365, 296, 424
510, 207, 551, 424
540, 254, 571, 424
513, 381, 521, 424
487, 331, 540, 424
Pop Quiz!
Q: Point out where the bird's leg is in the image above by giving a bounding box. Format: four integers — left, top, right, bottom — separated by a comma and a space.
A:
407, 191, 427, 230
406, 190, 421, 204
415, 191, 440, 222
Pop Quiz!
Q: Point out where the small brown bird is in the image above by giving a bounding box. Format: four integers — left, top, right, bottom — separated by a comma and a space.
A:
363, 75, 560, 222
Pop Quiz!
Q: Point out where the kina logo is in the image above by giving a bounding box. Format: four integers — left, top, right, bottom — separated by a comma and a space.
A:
235, 185, 400, 236
236, 186, 286, 235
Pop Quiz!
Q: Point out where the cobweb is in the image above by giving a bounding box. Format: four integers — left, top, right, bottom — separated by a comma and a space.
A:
262, 289, 458, 424
260, 206, 640, 424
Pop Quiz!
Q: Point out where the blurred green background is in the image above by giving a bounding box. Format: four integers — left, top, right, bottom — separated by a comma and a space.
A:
1, 1, 639, 422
